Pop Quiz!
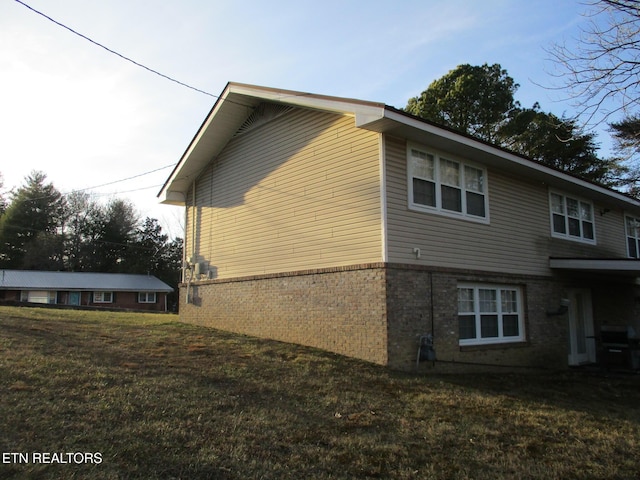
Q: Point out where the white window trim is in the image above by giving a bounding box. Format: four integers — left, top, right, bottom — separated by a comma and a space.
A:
625, 214, 640, 258
407, 143, 489, 224
549, 190, 596, 245
457, 283, 525, 346
93, 291, 113, 303
21, 290, 56, 304
138, 292, 157, 303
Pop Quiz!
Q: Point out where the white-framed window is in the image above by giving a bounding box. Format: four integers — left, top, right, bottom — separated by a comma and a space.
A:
93, 291, 113, 303
138, 292, 157, 303
21, 290, 56, 304
458, 284, 525, 346
625, 215, 640, 258
408, 144, 488, 221
549, 191, 595, 243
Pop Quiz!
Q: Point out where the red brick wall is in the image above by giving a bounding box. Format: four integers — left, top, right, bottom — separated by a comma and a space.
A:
0, 290, 168, 312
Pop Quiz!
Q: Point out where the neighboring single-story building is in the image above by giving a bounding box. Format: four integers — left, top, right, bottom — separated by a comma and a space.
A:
158, 82, 640, 372
0, 270, 173, 312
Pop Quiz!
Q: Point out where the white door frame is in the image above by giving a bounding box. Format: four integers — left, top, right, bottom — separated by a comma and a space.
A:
567, 288, 596, 366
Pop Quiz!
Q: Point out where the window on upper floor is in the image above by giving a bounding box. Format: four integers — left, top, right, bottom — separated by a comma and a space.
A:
408, 144, 488, 221
625, 215, 640, 258
458, 284, 525, 346
549, 191, 595, 244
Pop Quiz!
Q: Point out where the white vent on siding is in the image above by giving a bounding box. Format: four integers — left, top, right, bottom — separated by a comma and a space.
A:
234, 102, 293, 137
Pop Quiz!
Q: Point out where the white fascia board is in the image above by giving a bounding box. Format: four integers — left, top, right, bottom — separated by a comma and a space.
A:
158, 84, 244, 204
159, 190, 186, 206
159, 83, 387, 204
228, 82, 386, 123
382, 108, 640, 209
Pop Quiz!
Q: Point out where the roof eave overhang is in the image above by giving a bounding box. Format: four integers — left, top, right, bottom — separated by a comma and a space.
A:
360, 108, 640, 211
158, 82, 386, 206
549, 257, 640, 277
158, 82, 640, 212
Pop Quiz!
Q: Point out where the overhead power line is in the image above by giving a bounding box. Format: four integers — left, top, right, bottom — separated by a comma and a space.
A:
73, 164, 175, 193
14, 0, 216, 98
6, 164, 176, 204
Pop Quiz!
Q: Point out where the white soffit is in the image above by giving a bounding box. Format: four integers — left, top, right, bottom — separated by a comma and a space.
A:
159, 82, 640, 211
158, 83, 385, 205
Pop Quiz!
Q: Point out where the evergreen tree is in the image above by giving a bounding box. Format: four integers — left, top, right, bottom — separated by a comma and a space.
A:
405, 64, 624, 187
405, 63, 519, 143
94, 199, 139, 273
0, 171, 65, 269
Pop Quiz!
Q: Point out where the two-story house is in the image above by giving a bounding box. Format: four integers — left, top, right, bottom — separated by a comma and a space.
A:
159, 82, 640, 371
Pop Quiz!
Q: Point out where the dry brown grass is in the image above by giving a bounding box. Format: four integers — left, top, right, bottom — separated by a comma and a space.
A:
0, 306, 639, 479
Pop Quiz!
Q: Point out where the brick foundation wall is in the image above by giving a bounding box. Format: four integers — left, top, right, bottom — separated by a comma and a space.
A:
180, 264, 389, 365
385, 266, 568, 372
178, 262, 613, 373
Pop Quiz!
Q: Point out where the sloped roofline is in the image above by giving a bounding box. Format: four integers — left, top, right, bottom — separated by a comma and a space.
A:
158, 82, 640, 210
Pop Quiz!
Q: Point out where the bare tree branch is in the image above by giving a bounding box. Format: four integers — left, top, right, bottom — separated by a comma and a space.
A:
547, 0, 640, 127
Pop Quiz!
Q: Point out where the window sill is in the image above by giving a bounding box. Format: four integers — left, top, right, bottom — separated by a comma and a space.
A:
459, 341, 528, 352
550, 233, 596, 246
408, 204, 490, 224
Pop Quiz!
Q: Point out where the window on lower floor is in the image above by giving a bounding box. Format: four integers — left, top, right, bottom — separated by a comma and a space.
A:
138, 292, 157, 303
458, 284, 525, 346
93, 291, 113, 303
21, 290, 56, 304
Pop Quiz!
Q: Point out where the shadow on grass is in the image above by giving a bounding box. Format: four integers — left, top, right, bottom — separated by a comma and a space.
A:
1, 312, 640, 479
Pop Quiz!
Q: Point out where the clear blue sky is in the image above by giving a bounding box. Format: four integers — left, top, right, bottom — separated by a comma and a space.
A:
0, 0, 609, 237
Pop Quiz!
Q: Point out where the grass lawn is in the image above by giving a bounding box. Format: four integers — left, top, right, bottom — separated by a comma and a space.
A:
0, 306, 639, 479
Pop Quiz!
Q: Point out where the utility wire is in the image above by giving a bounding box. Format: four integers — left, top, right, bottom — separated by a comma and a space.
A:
90, 184, 163, 197
14, 0, 216, 98
72, 164, 175, 193
6, 164, 175, 204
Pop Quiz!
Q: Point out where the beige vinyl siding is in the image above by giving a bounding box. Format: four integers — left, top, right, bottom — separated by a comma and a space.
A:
385, 136, 630, 276
186, 108, 382, 279
549, 206, 627, 258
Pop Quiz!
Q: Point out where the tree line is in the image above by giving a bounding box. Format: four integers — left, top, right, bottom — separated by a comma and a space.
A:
405, 63, 632, 194
405, 1, 640, 198
0, 171, 182, 307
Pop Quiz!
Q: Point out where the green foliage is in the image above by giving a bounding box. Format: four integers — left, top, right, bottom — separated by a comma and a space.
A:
610, 115, 640, 154
0, 171, 65, 269
406, 64, 626, 188
499, 107, 626, 187
0, 172, 182, 297
406, 63, 519, 143
0, 173, 7, 216
95, 199, 139, 273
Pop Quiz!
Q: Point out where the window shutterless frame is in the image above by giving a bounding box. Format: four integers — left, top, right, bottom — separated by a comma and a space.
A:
548, 190, 596, 244
407, 143, 489, 223
457, 283, 525, 346
138, 292, 157, 303
625, 214, 640, 258
93, 291, 113, 303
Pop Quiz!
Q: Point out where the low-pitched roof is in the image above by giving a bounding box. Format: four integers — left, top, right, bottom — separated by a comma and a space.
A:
158, 82, 640, 212
0, 270, 173, 292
